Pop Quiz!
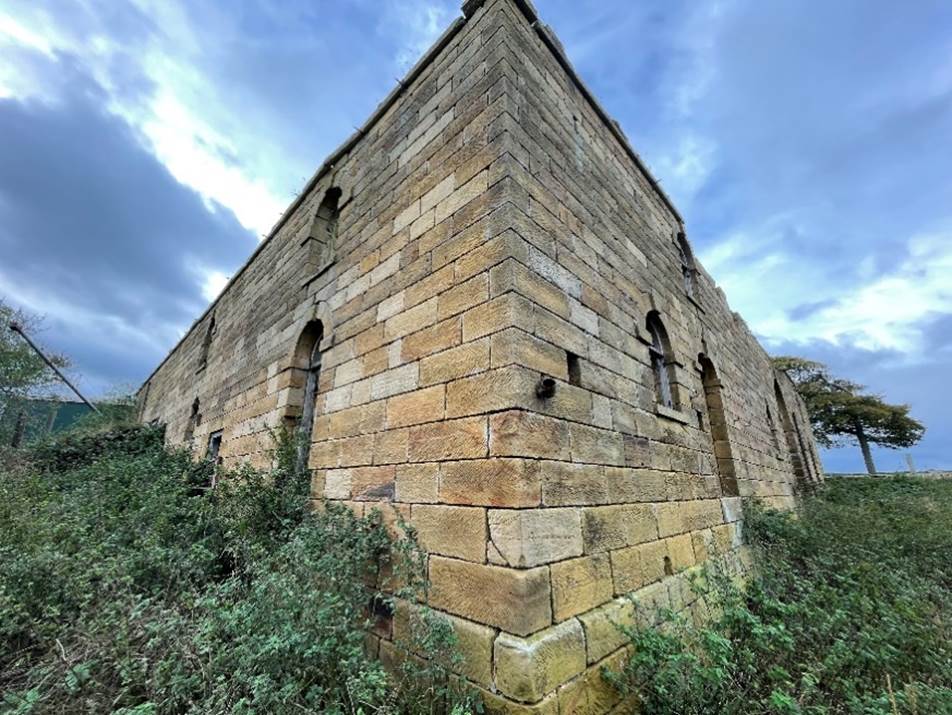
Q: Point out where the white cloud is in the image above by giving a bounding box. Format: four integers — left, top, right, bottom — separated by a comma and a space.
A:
0, 0, 287, 238
705, 228, 952, 356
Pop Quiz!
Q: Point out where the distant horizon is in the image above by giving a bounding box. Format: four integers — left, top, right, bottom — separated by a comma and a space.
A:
1, 0, 948, 474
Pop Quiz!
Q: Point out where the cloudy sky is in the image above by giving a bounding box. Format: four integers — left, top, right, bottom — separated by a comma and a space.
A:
1, 0, 949, 472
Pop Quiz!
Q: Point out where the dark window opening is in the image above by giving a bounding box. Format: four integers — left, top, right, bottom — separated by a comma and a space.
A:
185, 398, 200, 442
294, 320, 325, 476
663, 555, 673, 576
646, 312, 676, 409
676, 231, 697, 299
306, 188, 342, 275
207, 430, 223, 464
197, 314, 216, 371
566, 351, 582, 387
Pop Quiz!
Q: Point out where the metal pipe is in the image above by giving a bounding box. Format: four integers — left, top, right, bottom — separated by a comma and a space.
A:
8, 322, 100, 414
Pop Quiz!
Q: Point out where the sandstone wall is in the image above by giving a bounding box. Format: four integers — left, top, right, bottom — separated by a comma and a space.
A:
139, 1, 822, 711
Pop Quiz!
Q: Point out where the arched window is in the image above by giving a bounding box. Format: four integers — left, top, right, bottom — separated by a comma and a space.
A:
197, 313, 216, 371
646, 311, 677, 409
700, 355, 738, 496
293, 320, 325, 474
676, 232, 697, 299
773, 381, 808, 484
305, 188, 342, 277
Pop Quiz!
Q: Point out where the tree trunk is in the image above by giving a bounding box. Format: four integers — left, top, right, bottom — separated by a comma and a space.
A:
856, 420, 877, 475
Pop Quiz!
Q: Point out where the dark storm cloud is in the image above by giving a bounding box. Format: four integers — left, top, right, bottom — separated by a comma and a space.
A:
0, 51, 255, 391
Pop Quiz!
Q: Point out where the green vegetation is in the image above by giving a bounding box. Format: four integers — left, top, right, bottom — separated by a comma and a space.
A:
0, 425, 477, 714
609, 478, 952, 714
772, 356, 924, 474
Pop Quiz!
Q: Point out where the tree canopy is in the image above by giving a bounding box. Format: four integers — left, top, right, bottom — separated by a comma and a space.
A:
0, 299, 69, 444
772, 356, 924, 474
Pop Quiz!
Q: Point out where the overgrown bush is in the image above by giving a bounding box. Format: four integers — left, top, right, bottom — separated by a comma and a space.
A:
608, 478, 952, 714
0, 426, 478, 714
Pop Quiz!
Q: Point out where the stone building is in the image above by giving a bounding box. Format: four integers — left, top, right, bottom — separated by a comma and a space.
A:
138, 0, 822, 710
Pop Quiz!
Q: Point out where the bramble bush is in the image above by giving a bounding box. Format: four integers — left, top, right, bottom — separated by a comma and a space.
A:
608, 478, 952, 714
0, 426, 478, 714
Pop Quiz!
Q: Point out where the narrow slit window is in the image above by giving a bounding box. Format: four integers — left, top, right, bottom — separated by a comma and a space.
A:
676, 232, 697, 299
197, 314, 216, 371
566, 351, 582, 387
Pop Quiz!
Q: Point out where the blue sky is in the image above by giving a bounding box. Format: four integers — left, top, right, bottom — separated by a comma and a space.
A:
1, 0, 949, 473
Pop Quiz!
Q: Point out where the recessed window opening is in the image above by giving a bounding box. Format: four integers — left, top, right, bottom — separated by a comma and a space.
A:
676, 232, 697, 299
185, 397, 200, 442
197, 314, 216, 371
566, 351, 582, 387
663, 555, 673, 576
307, 188, 342, 273
294, 320, 325, 476
207, 430, 223, 465
646, 312, 675, 409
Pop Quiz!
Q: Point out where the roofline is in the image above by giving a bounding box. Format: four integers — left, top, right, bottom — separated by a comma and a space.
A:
479, 0, 684, 224
139, 15, 468, 390
141, 0, 684, 391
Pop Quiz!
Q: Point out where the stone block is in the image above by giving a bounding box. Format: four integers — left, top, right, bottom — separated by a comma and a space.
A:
550, 553, 613, 621
351, 465, 396, 501
488, 508, 583, 567
385, 297, 439, 341
408, 416, 488, 461
490, 410, 571, 460
569, 423, 625, 466
440, 458, 542, 507
578, 598, 636, 664
412, 504, 486, 562
461, 292, 534, 342
490, 327, 569, 380
666, 533, 696, 572
445, 365, 533, 417
387, 384, 446, 428
494, 619, 587, 702
372, 428, 408, 465
581, 504, 658, 553
401, 316, 462, 362
429, 557, 551, 635
556, 649, 630, 715
394, 462, 439, 503
438, 272, 489, 320
419, 338, 491, 387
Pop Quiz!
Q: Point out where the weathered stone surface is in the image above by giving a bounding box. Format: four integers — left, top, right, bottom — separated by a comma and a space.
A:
578, 598, 636, 664
394, 462, 439, 503
581, 504, 658, 553
550, 553, 614, 621
494, 619, 587, 702
488, 508, 583, 567
490, 410, 571, 460
429, 557, 552, 636
440, 458, 542, 507
386, 385, 446, 428
412, 504, 486, 562
407, 416, 487, 461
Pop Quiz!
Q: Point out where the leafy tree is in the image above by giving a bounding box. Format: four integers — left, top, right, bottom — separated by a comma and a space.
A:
772, 356, 924, 474
0, 299, 70, 446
